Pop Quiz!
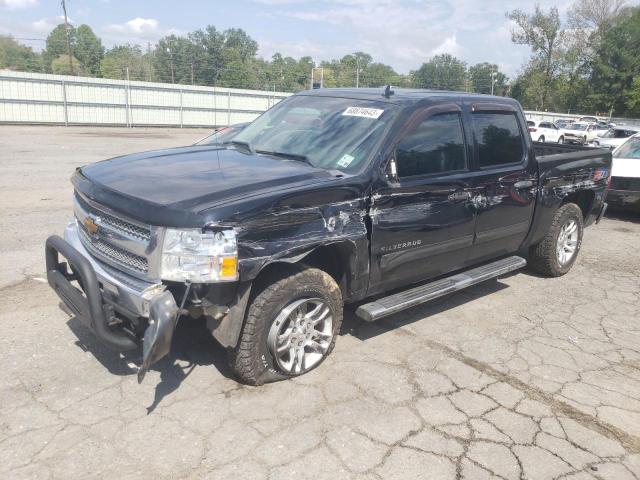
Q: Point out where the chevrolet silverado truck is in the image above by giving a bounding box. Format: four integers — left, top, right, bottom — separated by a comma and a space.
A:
45, 87, 611, 385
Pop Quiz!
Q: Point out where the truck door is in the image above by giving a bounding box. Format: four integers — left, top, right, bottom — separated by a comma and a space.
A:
466, 103, 537, 263
368, 104, 478, 295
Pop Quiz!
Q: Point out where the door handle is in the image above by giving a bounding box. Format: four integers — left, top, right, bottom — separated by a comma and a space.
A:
513, 180, 534, 189
448, 191, 471, 202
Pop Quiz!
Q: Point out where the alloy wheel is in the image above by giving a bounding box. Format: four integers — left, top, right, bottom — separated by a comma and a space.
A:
267, 298, 333, 374
556, 219, 579, 265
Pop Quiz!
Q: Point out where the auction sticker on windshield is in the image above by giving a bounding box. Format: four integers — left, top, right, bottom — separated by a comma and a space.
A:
342, 107, 384, 119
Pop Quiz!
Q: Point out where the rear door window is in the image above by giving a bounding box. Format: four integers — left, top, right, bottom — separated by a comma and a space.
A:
472, 112, 524, 167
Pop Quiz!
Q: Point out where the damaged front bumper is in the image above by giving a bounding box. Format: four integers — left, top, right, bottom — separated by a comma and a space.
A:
45, 224, 180, 382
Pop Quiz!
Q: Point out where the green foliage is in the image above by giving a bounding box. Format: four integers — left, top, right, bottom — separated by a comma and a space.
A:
74, 25, 104, 76
0, 35, 41, 72
469, 63, 508, 95
412, 54, 467, 90
100, 44, 153, 80
51, 54, 84, 76
506, 6, 564, 109
588, 7, 640, 116
43, 24, 75, 73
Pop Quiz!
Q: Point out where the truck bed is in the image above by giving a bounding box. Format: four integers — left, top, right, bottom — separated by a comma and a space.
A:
533, 142, 610, 169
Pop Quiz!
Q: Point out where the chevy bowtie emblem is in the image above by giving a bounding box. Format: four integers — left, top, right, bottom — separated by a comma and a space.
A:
84, 217, 99, 235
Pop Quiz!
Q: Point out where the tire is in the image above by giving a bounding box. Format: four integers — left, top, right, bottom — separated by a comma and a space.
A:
229, 267, 343, 385
538, 136, 545, 143
528, 203, 584, 277
558, 136, 564, 144
581, 136, 587, 145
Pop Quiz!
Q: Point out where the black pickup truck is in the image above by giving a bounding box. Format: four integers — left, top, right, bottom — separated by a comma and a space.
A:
46, 87, 611, 385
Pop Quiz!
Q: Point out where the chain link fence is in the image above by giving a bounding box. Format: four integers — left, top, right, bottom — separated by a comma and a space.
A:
0, 70, 291, 127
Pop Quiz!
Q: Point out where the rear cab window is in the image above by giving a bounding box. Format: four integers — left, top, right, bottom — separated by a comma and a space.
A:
471, 111, 525, 168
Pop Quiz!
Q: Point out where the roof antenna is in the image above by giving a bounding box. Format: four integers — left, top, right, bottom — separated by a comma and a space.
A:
383, 85, 395, 98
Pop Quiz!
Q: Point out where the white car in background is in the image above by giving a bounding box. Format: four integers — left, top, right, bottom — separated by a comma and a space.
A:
593, 126, 640, 149
527, 120, 564, 143
561, 122, 608, 145
607, 134, 640, 210
578, 116, 599, 124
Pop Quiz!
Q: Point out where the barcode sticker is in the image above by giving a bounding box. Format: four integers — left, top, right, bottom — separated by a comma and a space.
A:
337, 154, 355, 168
342, 107, 384, 119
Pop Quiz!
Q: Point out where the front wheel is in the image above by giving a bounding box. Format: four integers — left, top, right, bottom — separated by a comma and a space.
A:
558, 136, 564, 144
229, 267, 343, 385
538, 136, 545, 143
528, 203, 584, 277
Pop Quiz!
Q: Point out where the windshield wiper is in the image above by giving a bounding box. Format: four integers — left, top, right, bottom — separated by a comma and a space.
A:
256, 150, 314, 167
223, 140, 255, 154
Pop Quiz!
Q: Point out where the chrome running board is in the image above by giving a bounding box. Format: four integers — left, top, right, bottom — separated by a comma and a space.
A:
356, 256, 527, 322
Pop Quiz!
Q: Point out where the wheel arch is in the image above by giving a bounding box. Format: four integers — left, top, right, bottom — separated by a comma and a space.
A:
250, 240, 362, 303
561, 190, 595, 220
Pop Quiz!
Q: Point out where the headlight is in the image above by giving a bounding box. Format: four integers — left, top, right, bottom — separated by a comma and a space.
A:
160, 228, 238, 283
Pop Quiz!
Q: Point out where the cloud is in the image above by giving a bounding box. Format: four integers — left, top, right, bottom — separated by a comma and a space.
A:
30, 15, 68, 35
105, 18, 160, 39
430, 36, 461, 57
0, 0, 37, 10
257, 0, 573, 74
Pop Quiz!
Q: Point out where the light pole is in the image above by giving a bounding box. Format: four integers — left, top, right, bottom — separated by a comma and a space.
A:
490, 72, 497, 95
356, 55, 360, 88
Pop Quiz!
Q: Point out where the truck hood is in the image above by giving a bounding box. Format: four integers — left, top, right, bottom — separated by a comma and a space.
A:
77, 145, 334, 211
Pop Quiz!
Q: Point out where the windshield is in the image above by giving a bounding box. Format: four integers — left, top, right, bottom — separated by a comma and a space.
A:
231, 95, 399, 171
614, 137, 640, 159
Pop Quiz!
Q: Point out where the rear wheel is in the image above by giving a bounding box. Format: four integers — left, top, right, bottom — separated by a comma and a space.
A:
529, 203, 584, 277
558, 136, 564, 144
538, 135, 545, 142
229, 267, 343, 385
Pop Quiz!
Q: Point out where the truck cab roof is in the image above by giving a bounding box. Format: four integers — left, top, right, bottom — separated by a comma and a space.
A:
298, 87, 522, 109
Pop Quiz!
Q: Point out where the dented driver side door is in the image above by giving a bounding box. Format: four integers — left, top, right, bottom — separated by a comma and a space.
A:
368, 104, 478, 295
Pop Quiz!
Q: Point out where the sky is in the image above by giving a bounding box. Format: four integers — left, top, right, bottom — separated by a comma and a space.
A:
0, 0, 576, 77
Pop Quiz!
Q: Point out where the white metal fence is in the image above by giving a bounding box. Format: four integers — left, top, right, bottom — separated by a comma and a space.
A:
0, 70, 291, 127
3, 71, 639, 128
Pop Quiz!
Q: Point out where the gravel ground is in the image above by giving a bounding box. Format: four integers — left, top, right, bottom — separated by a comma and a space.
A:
1, 125, 640, 480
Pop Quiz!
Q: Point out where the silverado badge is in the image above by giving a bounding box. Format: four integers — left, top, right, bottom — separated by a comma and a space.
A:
83, 217, 99, 235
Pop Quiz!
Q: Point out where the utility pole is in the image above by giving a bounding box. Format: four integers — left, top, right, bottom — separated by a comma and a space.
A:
191, 62, 194, 85
61, 0, 74, 75
167, 45, 175, 84
356, 55, 360, 88
490, 71, 497, 95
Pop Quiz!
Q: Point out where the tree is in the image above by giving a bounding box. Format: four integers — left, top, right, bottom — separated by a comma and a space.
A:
412, 54, 467, 90
469, 63, 507, 95
588, 7, 640, 116
568, 0, 628, 31
51, 54, 83, 75
100, 44, 153, 81
43, 24, 76, 73
0, 35, 41, 72
75, 25, 104, 75
507, 6, 564, 109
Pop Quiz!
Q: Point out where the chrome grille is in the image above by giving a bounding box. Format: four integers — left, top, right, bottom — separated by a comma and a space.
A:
78, 225, 149, 273
75, 194, 151, 241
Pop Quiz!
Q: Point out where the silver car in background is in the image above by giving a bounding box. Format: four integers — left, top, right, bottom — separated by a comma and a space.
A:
593, 126, 640, 149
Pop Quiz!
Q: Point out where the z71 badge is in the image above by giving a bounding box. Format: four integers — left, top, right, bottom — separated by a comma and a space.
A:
380, 240, 422, 253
